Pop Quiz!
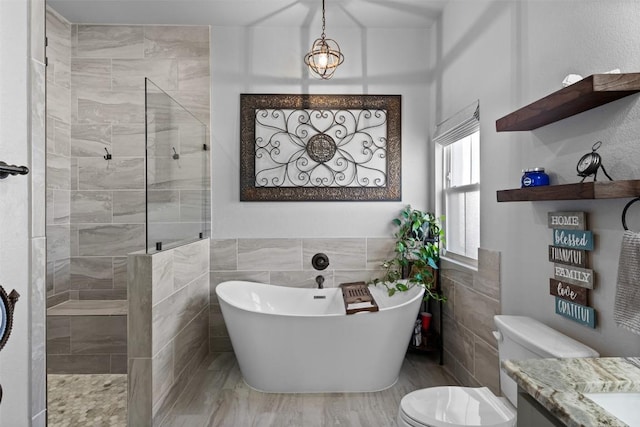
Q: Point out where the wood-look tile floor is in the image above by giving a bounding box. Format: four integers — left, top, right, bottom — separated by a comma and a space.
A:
46, 352, 457, 427
159, 351, 458, 427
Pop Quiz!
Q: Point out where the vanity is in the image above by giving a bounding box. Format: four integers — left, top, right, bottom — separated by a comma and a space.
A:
503, 357, 640, 426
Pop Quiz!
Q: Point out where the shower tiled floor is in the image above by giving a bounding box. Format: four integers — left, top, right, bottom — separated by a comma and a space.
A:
47, 352, 457, 426
47, 373, 127, 427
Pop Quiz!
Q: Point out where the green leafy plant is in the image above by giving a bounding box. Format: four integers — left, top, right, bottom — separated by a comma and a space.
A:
370, 205, 446, 302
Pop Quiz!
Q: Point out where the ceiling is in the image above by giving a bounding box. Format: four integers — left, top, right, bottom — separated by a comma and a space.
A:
47, 0, 448, 28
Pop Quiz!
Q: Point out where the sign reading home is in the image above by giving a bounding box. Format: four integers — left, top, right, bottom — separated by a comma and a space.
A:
548, 211, 596, 329
547, 212, 586, 230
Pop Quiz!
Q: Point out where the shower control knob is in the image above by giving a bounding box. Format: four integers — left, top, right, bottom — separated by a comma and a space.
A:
311, 253, 330, 271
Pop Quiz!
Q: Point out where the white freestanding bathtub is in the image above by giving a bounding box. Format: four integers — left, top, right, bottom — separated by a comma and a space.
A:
215, 280, 424, 393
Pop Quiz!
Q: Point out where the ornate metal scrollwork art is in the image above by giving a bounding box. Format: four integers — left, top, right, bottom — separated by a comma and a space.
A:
0, 285, 19, 352
0, 285, 19, 405
240, 94, 401, 201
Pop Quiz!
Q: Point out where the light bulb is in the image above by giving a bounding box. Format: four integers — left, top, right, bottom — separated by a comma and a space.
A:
317, 52, 328, 69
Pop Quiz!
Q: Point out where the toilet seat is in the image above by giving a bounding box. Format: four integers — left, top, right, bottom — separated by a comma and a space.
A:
398, 386, 516, 427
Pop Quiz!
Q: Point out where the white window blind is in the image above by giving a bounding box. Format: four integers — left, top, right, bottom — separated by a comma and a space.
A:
433, 100, 480, 146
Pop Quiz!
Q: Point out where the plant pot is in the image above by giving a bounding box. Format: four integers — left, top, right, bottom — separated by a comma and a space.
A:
420, 312, 432, 331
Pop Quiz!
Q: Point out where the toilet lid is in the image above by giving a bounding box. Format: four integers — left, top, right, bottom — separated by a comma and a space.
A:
400, 387, 515, 427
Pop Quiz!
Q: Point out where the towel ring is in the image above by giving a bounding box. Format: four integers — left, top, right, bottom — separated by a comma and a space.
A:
622, 197, 640, 231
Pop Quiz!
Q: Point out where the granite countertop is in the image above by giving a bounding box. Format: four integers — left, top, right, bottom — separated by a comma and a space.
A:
503, 357, 640, 427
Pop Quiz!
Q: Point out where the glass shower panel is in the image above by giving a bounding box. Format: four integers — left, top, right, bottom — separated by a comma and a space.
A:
145, 78, 210, 253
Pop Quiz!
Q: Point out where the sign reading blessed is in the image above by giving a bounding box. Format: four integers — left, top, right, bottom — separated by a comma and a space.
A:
548, 211, 596, 328
239, 94, 401, 201
552, 229, 594, 250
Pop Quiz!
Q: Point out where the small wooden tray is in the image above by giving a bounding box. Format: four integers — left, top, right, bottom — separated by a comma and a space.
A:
340, 282, 379, 315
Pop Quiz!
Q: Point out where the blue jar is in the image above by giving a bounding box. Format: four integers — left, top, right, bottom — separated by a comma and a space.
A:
521, 168, 550, 188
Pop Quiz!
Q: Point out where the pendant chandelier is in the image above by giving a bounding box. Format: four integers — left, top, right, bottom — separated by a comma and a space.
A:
304, 0, 344, 79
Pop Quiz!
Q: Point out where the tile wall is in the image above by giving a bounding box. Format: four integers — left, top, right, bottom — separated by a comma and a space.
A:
46, 7, 72, 307
45, 6, 211, 306
208, 237, 396, 351
128, 239, 210, 426
438, 248, 502, 394
47, 301, 128, 374
31, 0, 47, 424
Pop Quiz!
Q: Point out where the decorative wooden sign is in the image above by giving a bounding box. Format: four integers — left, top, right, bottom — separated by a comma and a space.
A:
552, 229, 594, 251
548, 245, 588, 267
549, 279, 588, 305
555, 297, 596, 328
552, 263, 594, 288
547, 212, 586, 230
548, 211, 596, 328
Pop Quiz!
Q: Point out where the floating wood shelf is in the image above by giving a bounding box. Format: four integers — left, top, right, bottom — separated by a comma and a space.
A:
496, 73, 640, 132
496, 179, 640, 202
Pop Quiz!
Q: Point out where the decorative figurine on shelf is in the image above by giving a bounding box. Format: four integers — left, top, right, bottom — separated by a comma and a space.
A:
0, 285, 19, 405
577, 141, 613, 182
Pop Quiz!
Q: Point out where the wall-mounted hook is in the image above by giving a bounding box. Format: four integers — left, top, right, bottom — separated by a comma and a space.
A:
103, 148, 112, 160
172, 147, 180, 160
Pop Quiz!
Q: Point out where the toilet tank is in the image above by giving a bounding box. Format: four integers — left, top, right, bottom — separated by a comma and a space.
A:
493, 315, 599, 407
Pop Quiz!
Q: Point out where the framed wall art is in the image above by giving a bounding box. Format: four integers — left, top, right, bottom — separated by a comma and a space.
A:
240, 94, 401, 201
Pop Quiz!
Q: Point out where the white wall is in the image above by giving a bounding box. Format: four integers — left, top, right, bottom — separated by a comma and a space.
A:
432, 0, 640, 356
210, 25, 432, 238
0, 0, 32, 424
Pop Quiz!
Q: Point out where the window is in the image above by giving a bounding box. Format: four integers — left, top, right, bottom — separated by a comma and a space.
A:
434, 101, 480, 263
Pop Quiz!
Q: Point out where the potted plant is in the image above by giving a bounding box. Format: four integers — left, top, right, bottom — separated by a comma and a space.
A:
371, 205, 446, 302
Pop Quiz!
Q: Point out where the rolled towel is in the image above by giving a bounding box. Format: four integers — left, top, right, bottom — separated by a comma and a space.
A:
614, 230, 640, 335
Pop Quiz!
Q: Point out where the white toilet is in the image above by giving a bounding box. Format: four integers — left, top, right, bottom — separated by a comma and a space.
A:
397, 315, 599, 427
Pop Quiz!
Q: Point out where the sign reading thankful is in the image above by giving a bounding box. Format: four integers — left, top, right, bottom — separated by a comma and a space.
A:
548, 211, 596, 329
548, 246, 587, 267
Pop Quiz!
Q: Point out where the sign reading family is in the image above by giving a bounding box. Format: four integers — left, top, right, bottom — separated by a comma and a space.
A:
547, 211, 596, 329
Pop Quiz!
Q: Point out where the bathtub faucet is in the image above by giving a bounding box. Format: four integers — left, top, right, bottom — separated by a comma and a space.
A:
315, 275, 325, 289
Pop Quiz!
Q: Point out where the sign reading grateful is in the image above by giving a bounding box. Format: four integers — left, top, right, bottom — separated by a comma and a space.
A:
548, 211, 596, 329
555, 297, 596, 328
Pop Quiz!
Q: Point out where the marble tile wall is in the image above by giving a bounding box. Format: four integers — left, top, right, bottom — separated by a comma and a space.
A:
209, 237, 396, 351
128, 238, 210, 426
45, 11, 211, 306
47, 300, 128, 374
437, 248, 502, 395
46, 7, 72, 307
